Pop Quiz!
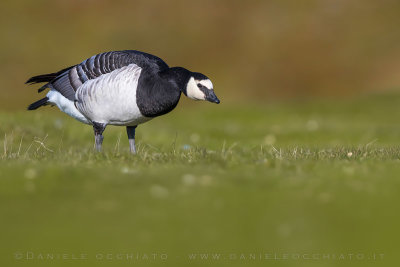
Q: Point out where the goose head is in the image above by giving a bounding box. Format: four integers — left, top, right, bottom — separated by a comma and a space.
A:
184, 72, 220, 104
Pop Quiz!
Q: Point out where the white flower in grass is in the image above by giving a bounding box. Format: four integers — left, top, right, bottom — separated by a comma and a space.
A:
53, 119, 63, 129
263, 134, 276, 145
24, 168, 37, 179
306, 120, 319, 131
150, 185, 169, 199
120, 167, 137, 174
182, 174, 196, 186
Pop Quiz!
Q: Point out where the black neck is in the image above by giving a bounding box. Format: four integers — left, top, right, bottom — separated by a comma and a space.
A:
159, 67, 192, 94
136, 67, 191, 118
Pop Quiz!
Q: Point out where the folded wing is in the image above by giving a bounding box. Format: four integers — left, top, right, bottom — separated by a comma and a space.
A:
26, 50, 169, 100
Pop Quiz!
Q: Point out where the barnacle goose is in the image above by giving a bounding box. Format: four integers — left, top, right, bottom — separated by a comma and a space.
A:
26, 50, 220, 153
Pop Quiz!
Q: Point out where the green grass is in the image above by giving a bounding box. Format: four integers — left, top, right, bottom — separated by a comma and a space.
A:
1, 94, 400, 267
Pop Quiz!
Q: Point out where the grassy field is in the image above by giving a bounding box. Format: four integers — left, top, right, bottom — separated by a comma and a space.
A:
1, 94, 400, 266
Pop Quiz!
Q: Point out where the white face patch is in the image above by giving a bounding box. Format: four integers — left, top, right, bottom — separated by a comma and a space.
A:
196, 79, 213, 90
186, 77, 206, 100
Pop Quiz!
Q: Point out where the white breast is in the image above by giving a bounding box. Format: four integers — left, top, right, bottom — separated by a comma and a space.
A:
75, 64, 151, 126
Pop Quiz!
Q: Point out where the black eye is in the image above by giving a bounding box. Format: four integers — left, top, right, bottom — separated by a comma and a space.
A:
197, 83, 203, 88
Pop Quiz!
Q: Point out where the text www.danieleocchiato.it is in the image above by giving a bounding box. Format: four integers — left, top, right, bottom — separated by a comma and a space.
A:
14, 251, 385, 261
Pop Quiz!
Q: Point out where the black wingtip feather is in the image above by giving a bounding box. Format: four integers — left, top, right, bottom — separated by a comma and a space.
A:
26, 74, 57, 84
27, 97, 49, 110
25, 65, 75, 85
38, 84, 49, 93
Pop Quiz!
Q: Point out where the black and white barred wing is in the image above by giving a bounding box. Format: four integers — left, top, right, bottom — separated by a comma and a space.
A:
26, 50, 169, 101
54, 52, 142, 100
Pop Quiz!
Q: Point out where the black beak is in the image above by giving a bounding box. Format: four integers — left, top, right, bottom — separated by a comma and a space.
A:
205, 90, 220, 104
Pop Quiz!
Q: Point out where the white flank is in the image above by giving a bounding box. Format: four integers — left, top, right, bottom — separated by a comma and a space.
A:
75, 64, 151, 126
46, 89, 90, 124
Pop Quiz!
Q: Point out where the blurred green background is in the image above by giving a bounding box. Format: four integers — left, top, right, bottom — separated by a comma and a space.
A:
2, 1, 400, 267
2, 0, 400, 108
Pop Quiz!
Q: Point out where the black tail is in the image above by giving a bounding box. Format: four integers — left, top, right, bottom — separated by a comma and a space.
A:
26, 73, 58, 84
27, 97, 49, 110
25, 65, 75, 85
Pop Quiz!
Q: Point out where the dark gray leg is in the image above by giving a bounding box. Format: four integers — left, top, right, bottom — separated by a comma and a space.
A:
93, 122, 106, 152
126, 126, 137, 154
